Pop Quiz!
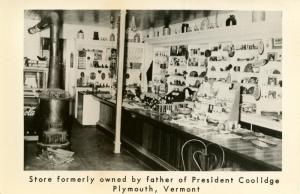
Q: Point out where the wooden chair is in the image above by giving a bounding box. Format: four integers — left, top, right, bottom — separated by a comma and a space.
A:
181, 139, 225, 171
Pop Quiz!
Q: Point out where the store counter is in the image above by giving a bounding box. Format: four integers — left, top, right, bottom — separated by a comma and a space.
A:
77, 91, 100, 125
73, 86, 92, 119
93, 95, 282, 171
93, 94, 116, 134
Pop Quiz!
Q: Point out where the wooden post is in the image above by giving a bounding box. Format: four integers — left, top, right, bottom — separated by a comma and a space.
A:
114, 10, 126, 154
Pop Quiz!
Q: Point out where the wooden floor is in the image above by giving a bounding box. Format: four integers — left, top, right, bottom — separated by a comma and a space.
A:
24, 120, 151, 170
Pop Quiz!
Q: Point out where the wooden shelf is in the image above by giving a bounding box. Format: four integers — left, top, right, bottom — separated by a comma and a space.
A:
168, 74, 185, 78
186, 77, 203, 80
187, 66, 206, 69
238, 72, 260, 76
145, 22, 281, 46
126, 68, 141, 71
75, 39, 116, 49
169, 65, 186, 68
76, 67, 110, 70
24, 66, 48, 71
126, 42, 145, 47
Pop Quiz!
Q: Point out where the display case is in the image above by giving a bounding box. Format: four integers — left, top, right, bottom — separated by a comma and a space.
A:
24, 67, 48, 140
124, 42, 144, 88
24, 67, 48, 97
77, 92, 100, 125
151, 47, 169, 94
123, 42, 145, 99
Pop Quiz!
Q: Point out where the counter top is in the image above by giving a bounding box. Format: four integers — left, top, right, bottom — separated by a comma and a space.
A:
92, 94, 116, 107
93, 95, 282, 170
73, 86, 92, 88
241, 113, 282, 132
78, 91, 93, 95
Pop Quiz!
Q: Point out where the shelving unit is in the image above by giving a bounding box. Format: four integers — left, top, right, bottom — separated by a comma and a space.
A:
167, 53, 187, 92
74, 39, 116, 88
72, 38, 117, 119
151, 47, 169, 94
145, 20, 282, 132
124, 42, 145, 90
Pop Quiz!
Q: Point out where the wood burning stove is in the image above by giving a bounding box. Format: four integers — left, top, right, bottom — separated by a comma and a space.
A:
28, 11, 71, 150
37, 89, 71, 149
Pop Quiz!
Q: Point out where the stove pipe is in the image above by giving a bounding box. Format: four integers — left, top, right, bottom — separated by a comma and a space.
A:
28, 11, 62, 88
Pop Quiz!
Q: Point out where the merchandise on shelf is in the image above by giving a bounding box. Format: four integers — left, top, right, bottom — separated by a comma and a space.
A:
124, 43, 145, 89
144, 20, 282, 131
152, 47, 170, 94
73, 39, 117, 94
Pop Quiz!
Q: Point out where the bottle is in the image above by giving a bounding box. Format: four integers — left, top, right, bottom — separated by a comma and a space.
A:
226, 15, 237, 26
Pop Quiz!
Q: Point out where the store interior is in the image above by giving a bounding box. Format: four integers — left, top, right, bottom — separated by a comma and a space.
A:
24, 10, 282, 171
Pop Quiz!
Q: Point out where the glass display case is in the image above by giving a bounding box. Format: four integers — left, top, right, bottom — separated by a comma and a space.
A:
24, 67, 48, 97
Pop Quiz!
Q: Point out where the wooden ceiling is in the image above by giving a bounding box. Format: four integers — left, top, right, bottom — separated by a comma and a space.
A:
24, 10, 229, 29
126, 10, 227, 29
24, 10, 120, 27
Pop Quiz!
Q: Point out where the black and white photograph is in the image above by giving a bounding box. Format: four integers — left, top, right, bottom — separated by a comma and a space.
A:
3, 0, 300, 192
22, 9, 283, 171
